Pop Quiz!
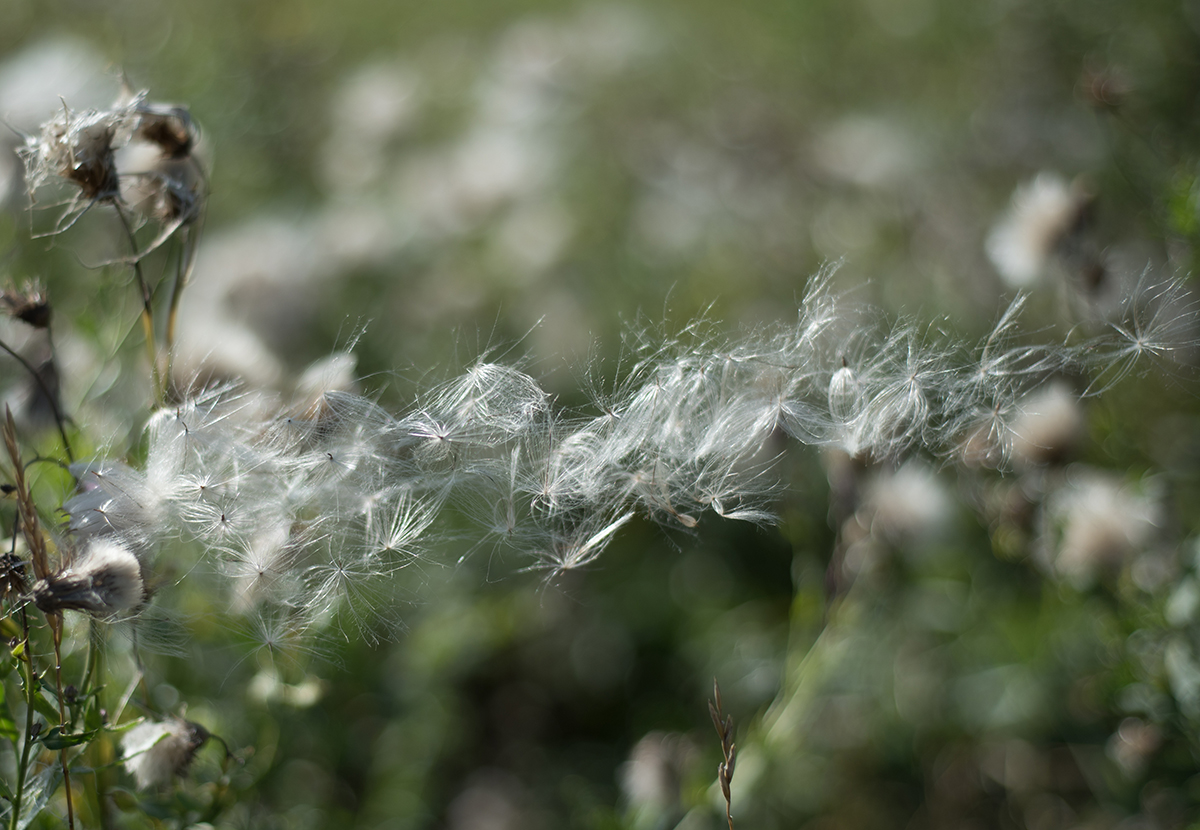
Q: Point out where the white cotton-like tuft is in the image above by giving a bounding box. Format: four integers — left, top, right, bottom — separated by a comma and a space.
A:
1045, 467, 1161, 588
1010, 381, 1084, 466
121, 718, 209, 789
64, 462, 167, 554
32, 538, 145, 618
986, 172, 1088, 288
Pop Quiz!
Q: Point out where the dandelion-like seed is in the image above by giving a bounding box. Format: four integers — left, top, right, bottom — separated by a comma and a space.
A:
1086, 270, 1200, 392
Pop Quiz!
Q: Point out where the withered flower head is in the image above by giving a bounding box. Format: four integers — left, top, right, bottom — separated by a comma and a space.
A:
122, 156, 205, 225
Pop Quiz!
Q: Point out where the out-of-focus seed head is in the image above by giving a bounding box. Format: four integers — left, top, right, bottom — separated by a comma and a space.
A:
0, 553, 28, 603
21, 104, 132, 202
135, 103, 197, 159
1, 281, 51, 329
121, 155, 205, 225
1010, 381, 1084, 467
986, 172, 1092, 288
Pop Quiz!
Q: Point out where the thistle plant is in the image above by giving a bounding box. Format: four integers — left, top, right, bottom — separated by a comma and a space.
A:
0, 68, 1198, 829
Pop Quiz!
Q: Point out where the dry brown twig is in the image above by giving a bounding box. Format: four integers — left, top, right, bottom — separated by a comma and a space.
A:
2, 407, 74, 830
709, 678, 737, 830
2, 407, 50, 581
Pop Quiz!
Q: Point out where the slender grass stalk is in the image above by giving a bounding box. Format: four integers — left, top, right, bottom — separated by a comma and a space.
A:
113, 207, 162, 407
163, 224, 199, 394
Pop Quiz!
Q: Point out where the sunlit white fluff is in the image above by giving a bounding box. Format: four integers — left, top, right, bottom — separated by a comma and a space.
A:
58, 270, 1197, 636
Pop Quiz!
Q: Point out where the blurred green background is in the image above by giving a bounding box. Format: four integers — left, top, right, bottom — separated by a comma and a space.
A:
4, 0, 1200, 827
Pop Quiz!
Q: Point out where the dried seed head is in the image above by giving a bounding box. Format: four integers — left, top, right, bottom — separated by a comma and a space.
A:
21, 105, 130, 202
32, 538, 145, 618
0, 554, 27, 603
986, 172, 1092, 288
121, 155, 205, 224
122, 718, 209, 789
1, 281, 51, 329
135, 103, 197, 159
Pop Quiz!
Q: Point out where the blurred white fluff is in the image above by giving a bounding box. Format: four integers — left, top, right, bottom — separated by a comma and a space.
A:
813, 115, 919, 190
619, 731, 696, 821
1009, 381, 1084, 466
32, 538, 145, 618
863, 460, 953, 542
1046, 467, 1161, 587
986, 172, 1087, 288
121, 718, 209, 789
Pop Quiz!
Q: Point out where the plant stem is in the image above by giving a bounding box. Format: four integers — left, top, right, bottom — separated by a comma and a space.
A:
10, 610, 34, 830
49, 618, 74, 830
88, 622, 112, 830
0, 340, 73, 464
163, 223, 198, 397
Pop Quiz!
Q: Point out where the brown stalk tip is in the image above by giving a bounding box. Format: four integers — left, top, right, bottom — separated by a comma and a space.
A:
709, 678, 736, 830
2, 407, 49, 581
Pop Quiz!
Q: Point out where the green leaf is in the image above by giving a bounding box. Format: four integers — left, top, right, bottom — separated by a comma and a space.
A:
36, 726, 97, 750
0, 681, 18, 747
30, 692, 59, 725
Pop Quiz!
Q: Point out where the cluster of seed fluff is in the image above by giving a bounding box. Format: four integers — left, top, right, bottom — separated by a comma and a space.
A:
60, 273, 1197, 642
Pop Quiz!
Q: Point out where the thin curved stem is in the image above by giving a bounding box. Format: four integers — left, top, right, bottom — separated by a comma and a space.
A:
0, 339, 73, 463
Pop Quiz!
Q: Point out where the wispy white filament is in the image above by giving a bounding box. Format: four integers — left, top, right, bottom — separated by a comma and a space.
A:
60, 271, 1197, 640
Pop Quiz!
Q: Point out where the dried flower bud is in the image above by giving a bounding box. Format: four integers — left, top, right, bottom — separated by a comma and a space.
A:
32, 538, 145, 618
122, 718, 209, 789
